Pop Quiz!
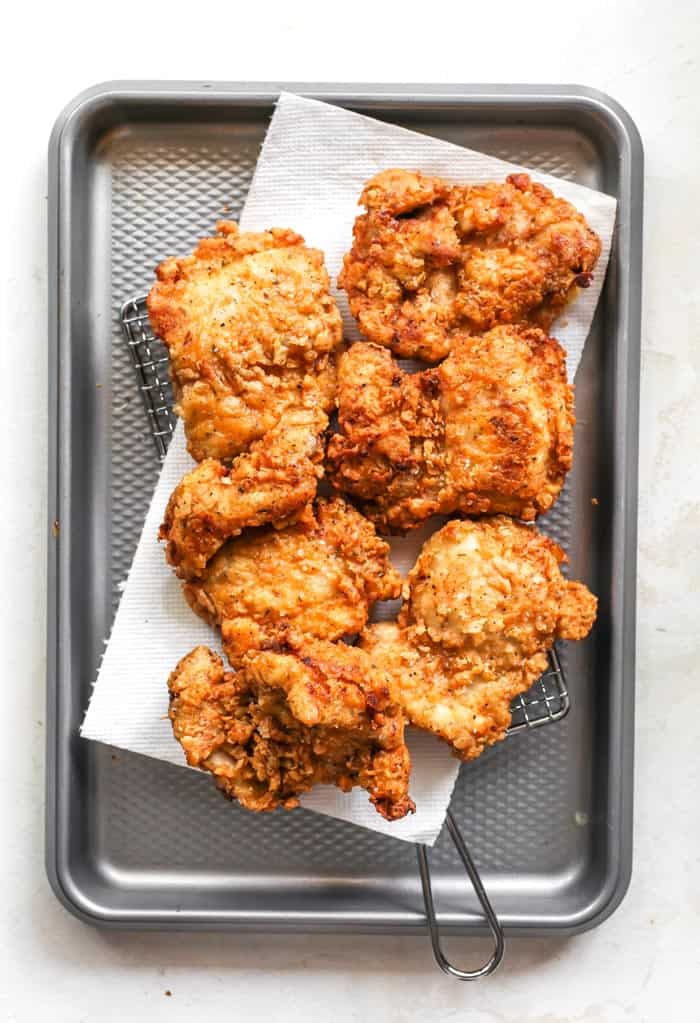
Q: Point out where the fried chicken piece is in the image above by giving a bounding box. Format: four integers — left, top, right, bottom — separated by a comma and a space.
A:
147, 221, 343, 461
361, 517, 597, 760
339, 169, 601, 362
327, 328, 574, 531
362, 621, 530, 762
160, 405, 327, 580
168, 638, 415, 819
183, 496, 402, 664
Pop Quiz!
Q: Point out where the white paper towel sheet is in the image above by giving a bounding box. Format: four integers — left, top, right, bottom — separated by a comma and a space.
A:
81, 92, 617, 846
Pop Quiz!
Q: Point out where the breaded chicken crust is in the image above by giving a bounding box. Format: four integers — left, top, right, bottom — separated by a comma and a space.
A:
168, 638, 415, 819
327, 327, 574, 531
160, 405, 327, 580
361, 517, 597, 760
147, 221, 343, 461
183, 496, 402, 665
338, 170, 601, 362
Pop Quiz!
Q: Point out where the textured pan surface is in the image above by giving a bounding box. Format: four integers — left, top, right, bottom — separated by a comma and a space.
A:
47, 84, 641, 933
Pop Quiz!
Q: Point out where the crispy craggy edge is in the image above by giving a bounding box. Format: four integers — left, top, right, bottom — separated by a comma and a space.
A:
361, 521, 598, 762
360, 621, 543, 764
167, 637, 415, 820
338, 169, 602, 360
327, 328, 575, 530
249, 630, 415, 820
181, 495, 404, 666
159, 407, 328, 580
147, 221, 309, 341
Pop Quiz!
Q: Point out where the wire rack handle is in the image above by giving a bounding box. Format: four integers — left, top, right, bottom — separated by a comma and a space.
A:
417, 810, 505, 980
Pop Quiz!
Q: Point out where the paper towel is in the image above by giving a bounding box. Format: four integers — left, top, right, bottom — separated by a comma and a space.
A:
81, 92, 617, 846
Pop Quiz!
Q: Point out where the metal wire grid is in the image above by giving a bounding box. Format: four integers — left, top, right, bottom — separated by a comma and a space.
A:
121, 297, 176, 459
120, 294, 570, 733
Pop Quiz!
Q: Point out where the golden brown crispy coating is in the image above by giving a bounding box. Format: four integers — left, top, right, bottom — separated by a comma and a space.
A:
362, 621, 531, 763
361, 517, 597, 760
147, 221, 343, 461
168, 637, 415, 819
338, 170, 601, 362
160, 405, 327, 580
183, 496, 402, 664
402, 517, 597, 650
327, 328, 574, 531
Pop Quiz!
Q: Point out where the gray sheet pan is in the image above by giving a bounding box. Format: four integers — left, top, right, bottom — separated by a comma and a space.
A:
46, 82, 642, 935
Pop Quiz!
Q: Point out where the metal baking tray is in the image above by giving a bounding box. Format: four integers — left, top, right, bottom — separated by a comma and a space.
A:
47, 82, 642, 935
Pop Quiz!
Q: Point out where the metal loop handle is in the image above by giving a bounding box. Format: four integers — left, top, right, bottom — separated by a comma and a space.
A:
417, 809, 505, 980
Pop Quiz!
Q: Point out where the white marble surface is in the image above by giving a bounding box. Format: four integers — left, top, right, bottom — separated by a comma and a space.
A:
1, 1, 698, 1019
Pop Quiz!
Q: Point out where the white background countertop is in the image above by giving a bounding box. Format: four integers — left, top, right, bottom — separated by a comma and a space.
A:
1, 1, 698, 1019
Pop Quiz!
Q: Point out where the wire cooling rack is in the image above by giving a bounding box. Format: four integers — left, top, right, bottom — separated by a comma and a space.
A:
121, 297, 176, 459
121, 293, 573, 977
122, 292, 576, 978
120, 294, 571, 735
